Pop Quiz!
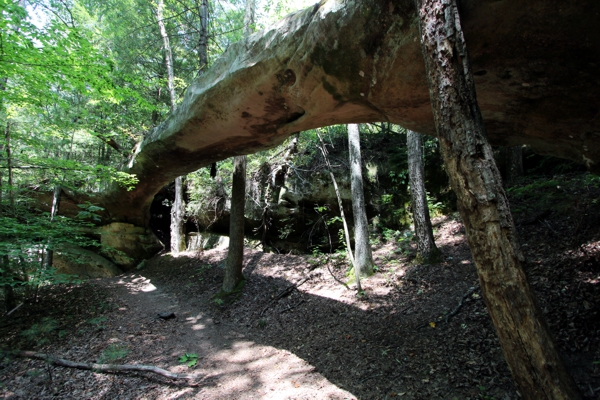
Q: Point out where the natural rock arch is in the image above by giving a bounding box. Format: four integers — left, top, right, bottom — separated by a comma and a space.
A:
91, 0, 600, 261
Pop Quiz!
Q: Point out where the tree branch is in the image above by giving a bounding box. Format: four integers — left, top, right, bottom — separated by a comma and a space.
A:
15, 351, 198, 381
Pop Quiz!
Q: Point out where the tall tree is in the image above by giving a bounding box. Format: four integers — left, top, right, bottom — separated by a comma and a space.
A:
347, 124, 374, 277
317, 131, 361, 292
414, 0, 580, 398
156, 0, 186, 253
222, 0, 254, 293
407, 129, 440, 264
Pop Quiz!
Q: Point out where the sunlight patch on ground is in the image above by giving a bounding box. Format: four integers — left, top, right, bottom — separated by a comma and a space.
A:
117, 274, 157, 293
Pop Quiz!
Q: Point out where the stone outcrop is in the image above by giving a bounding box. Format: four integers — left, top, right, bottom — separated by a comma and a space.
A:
54, 244, 123, 278
99, 0, 600, 229
90, 0, 600, 265
99, 223, 164, 270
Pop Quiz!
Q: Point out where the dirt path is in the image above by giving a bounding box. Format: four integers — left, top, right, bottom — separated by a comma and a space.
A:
1, 210, 599, 399
95, 272, 355, 399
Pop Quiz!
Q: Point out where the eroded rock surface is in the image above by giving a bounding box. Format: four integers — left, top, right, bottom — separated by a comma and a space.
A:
100, 0, 600, 228
54, 244, 123, 278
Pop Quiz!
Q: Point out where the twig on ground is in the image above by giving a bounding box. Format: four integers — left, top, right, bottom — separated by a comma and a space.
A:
280, 300, 305, 313
275, 276, 311, 300
326, 261, 350, 290
260, 275, 312, 316
4, 303, 23, 317
445, 286, 477, 324
14, 351, 198, 382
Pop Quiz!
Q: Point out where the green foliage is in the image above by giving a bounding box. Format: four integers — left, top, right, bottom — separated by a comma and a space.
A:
97, 343, 129, 364
178, 352, 199, 368
427, 193, 445, 217
21, 317, 59, 346
87, 316, 107, 329
192, 264, 213, 282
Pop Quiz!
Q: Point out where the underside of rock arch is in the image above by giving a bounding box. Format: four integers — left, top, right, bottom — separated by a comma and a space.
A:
97, 0, 600, 229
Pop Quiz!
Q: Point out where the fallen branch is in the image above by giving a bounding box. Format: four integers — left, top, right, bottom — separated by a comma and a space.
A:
280, 299, 305, 313
15, 351, 198, 381
275, 275, 311, 300
4, 303, 23, 317
260, 275, 311, 315
445, 286, 477, 324
326, 260, 350, 290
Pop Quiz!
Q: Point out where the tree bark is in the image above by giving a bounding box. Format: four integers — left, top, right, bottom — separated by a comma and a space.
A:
406, 129, 440, 264
347, 124, 373, 277
414, 0, 580, 398
222, 0, 256, 292
197, 0, 208, 72
222, 155, 246, 293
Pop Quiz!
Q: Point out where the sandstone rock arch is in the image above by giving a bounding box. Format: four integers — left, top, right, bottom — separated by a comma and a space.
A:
92, 0, 600, 262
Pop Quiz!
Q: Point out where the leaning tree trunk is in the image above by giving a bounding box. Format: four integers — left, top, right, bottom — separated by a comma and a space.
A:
317, 132, 361, 292
406, 129, 440, 264
222, 155, 246, 293
347, 124, 374, 277
414, 0, 580, 399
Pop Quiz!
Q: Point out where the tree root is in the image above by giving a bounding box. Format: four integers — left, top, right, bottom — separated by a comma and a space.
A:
14, 351, 198, 381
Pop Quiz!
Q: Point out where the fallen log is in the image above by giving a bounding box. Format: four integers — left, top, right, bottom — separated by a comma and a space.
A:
15, 351, 198, 381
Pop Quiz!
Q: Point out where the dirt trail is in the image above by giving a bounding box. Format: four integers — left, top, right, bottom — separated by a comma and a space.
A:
88, 272, 356, 399
1, 210, 599, 399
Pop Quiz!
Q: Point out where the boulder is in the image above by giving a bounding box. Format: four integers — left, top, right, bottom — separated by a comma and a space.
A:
100, 223, 164, 270
187, 232, 229, 251
54, 244, 123, 278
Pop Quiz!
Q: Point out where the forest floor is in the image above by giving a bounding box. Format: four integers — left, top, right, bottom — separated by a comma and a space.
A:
1, 173, 600, 399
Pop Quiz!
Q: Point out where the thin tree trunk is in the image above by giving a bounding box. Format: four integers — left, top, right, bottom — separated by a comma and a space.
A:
347, 124, 373, 277
222, 0, 255, 293
414, 0, 580, 398
198, 0, 208, 72
156, 0, 176, 109
407, 129, 440, 264
222, 155, 246, 293
156, 0, 186, 253
5, 120, 14, 210
506, 145, 524, 185
170, 176, 186, 252
243, 0, 255, 37
317, 132, 361, 292
1, 255, 16, 312
43, 185, 62, 268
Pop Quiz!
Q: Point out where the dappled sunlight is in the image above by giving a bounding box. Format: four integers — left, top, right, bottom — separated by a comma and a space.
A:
115, 274, 157, 294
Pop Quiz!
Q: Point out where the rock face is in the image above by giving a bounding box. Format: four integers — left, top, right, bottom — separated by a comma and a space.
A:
54, 244, 123, 278
99, 223, 164, 270
99, 0, 600, 228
